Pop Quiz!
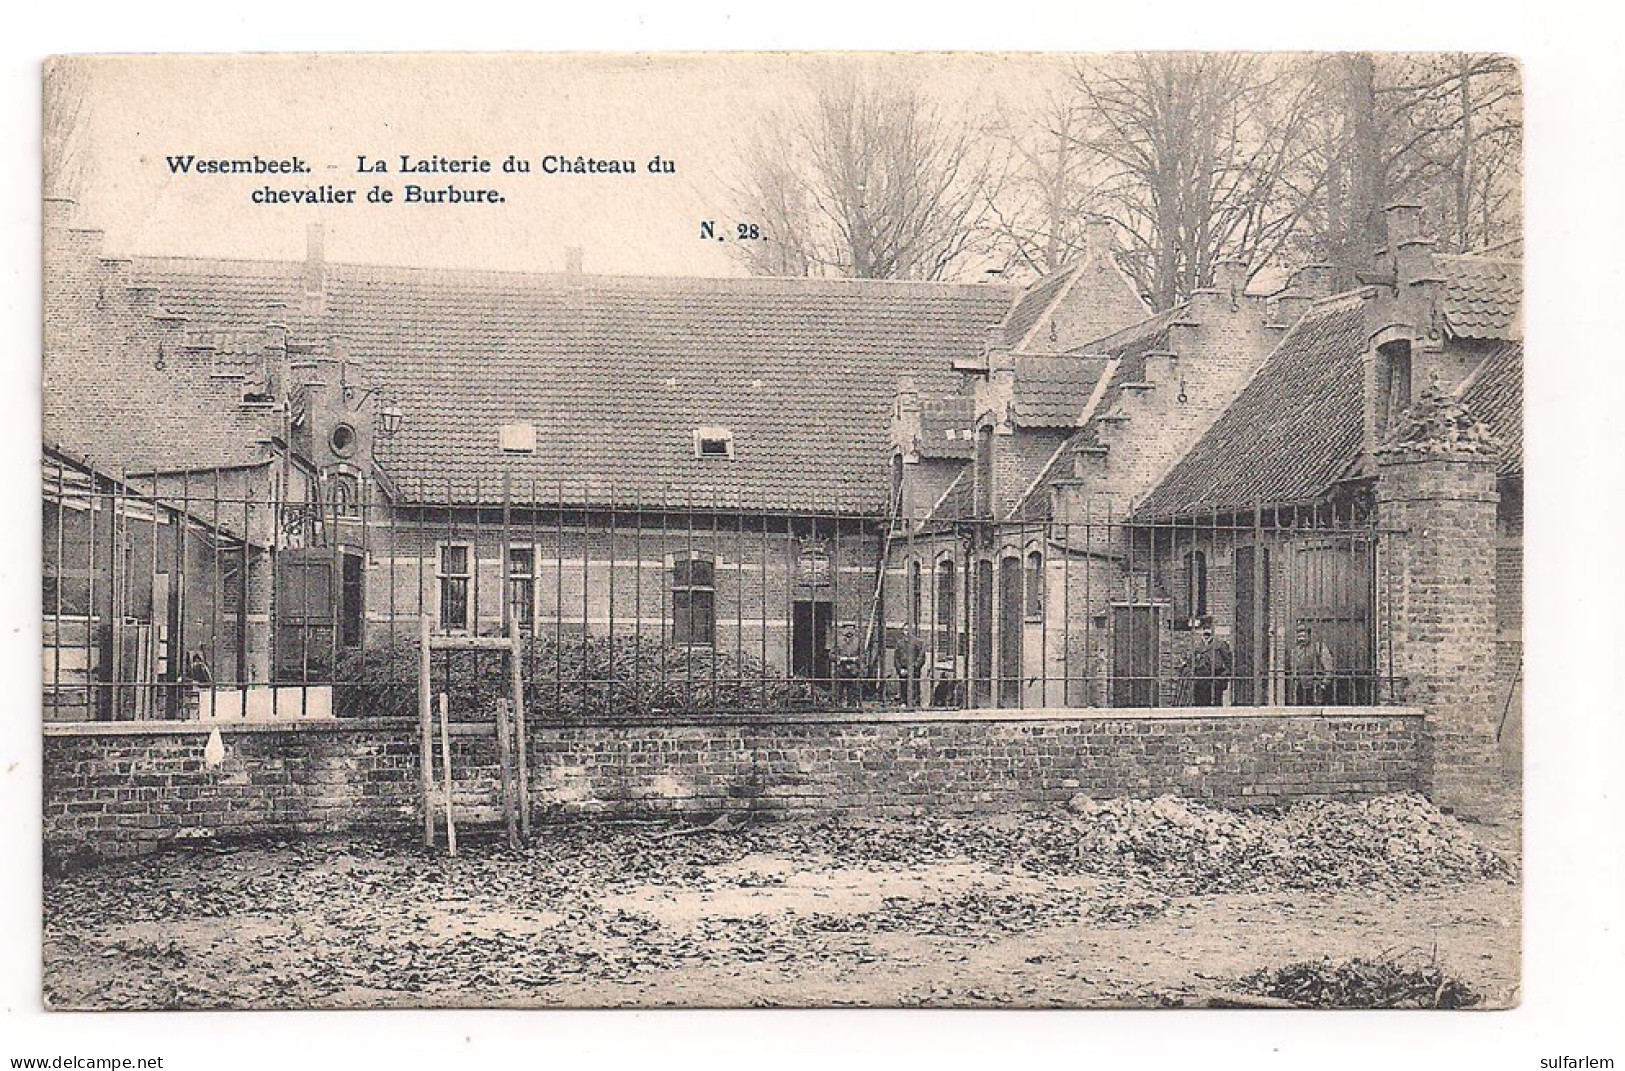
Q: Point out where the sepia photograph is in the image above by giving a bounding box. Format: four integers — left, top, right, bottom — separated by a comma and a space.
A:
37, 50, 1528, 1014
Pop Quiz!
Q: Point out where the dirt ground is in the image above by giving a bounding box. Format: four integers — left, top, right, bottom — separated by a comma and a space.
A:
41, 805, 1520, 1011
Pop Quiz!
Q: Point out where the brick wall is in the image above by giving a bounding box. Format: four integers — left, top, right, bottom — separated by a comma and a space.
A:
43, 706, 1424, 867
1376, 451, 1503, 817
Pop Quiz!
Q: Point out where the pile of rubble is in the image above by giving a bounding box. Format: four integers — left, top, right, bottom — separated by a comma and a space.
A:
1238, 954, 1484, 1009
1044, 793, 1513, 894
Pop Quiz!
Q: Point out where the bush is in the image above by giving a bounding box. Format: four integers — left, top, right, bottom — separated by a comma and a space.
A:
333, 632, 813, 720
1239, 953, 1483, 1009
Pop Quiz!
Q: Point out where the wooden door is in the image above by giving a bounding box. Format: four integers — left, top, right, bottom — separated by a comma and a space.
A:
1111, 604, 1159, 707
275, 551, 335, 682
1291, 537, 1375, 704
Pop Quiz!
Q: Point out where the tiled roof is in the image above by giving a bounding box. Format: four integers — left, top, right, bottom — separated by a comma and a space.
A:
918, 396, 977, 460
1441, 255, 1521, 340
1134, 294, 1373, 521
1460, 341, 1523, 477
1010, 311, 1179, 521
1000, 266, 1076, 347
43, 267, 275, 475
132, 257, 1014, 513
1136, 295, 1525, 521
1011, 356, 1111, 427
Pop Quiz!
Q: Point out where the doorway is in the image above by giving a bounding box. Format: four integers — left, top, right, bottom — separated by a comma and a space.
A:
998, 556, 1023, 706
972, 559, 994, 706
1111, 603, 1160, 707
791, 599, 833, 687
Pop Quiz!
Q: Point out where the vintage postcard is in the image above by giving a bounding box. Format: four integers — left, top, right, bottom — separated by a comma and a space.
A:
40, 52, 1522, 1011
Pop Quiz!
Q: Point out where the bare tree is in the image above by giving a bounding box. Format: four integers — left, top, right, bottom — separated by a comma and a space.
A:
1060, 53, 1329, 310
43, 57, 93, 202
982, 90, 1107, 280
1308, 52, 1522, 283
729, 69, 999, 281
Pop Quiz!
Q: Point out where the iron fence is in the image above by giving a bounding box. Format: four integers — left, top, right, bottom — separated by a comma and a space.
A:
42, 459, 1404, 724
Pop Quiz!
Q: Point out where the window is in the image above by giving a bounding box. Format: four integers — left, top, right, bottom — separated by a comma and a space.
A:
437, 543, 471, 632
909, 559, 923, 630
1025, 550, 1045, 619
934, 560, 957, 661
327, 472, 360, 518
329, 422, 358, 457
1174, 549, 1208, 627
693, 426, 735, 459
1377, 339, 1413, 437
672, 554, 715, 645
500, 422, 537, 453
507, 545, 535, 632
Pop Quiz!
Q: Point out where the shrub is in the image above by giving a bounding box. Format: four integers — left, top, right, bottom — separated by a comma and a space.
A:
333, 632, 813, 720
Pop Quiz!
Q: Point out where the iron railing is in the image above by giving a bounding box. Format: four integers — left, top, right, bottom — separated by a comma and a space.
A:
42, 458, 1402, 723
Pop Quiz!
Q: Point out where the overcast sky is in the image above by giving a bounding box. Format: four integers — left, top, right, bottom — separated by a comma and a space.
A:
60, 53, 1068, 277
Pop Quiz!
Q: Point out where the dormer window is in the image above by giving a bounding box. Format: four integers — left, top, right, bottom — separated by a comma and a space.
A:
500, 422, 537, 453
693, 426, 735, 459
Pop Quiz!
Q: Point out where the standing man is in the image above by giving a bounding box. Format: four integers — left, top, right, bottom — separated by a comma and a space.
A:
893, 625, 928, 707
1185, 617, 1233, 706
833, 622, 865, 707
1289, 621, 1334, 705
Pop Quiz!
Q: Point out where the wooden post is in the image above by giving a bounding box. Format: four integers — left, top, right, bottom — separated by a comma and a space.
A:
508, 619, 530, 840
438, 692, 457, 857
418, 615, 434, 849
494, 697, 519, 849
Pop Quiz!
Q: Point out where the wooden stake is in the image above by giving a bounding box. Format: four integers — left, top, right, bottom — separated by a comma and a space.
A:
418, 615, 434, 849
438, 692, 457, 857
494, 697, 519, 849
509, 619, 530, 840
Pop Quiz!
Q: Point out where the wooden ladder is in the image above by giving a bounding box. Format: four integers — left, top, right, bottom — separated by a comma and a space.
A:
417, 616, 530, 854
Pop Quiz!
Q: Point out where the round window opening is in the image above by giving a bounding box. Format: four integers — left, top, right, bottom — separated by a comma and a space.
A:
330, 423, 358, 457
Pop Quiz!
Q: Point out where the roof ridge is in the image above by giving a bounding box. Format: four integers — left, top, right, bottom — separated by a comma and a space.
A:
131, 253, 1017, 298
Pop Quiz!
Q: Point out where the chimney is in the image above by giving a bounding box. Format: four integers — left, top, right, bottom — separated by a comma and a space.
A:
1383, 203, 1444, 333
564, 246, 584, 280
1084, 218, 1115, 261
1287, 263, 1337, 300
43, 196, 77, 233
1213, 259, 1249, 299
304, 223, 326, 294
1274, 293, 1312, 327
1384, 202, 1424, 245
299, 223, 326, 320
893, 376, 922, 458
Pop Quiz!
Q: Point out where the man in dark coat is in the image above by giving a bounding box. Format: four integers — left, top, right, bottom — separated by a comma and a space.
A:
1185, 618, 1232, 706
893, 626, 928, 707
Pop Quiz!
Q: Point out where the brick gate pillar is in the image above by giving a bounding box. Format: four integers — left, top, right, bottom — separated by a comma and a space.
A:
1376, 441, 1502, 817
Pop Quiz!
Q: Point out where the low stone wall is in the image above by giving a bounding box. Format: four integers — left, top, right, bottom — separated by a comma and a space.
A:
43, 706, 1425, 868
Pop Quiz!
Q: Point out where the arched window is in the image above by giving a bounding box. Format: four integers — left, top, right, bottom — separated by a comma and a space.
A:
1176, 549, 1208, 626
934, 559, 957, 661
327, 472, 360, 518
1024, 549, 1044, 619
909, 558, 923, 630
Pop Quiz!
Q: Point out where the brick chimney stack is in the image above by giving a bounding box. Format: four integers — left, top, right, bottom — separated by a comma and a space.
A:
1084, 218, 1115, 261
564, 246, 584, 280
1213, 258, 1249, 300
302, 223, 326, 318
1384, 203, 1444, 334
